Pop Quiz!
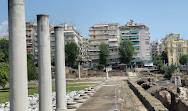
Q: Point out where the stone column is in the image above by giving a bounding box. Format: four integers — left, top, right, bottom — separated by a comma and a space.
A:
8, 0, 28, 111
106, 68, 109, 80
78, 61, 81, 79
54, 26, 67, 111
37, 14, 52, 111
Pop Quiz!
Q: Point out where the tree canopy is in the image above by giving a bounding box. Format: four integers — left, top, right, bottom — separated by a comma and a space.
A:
0, 39, 9, 88
119, 39, 134, 64
99, 42, 109, 66
179, 54, 188, 65
161, 51, 168, 64
153, 55, 164, 70
0, 39, 8, 62
0, 63, 9, 88
65, 42, 79, 67
27, 53, 38, 81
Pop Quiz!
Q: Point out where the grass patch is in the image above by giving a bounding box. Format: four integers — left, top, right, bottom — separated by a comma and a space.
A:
0, 82, 96, 104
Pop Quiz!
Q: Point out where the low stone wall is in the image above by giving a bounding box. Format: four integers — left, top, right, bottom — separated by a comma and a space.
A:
127, 80, 168, 111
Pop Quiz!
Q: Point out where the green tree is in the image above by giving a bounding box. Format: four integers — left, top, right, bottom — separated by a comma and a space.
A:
99, 42, 109, 66
65, 42, 79, 67
179, 54, 188, 65
161, 51, 168, 64
27, 54, 38, 81
153, 55, 164, 70
0, 52, 6, 62
51, 58, 55, 66
119, 39, 134, 64
163, 64, 178, 79
0, 39, 8, 62
0, 63, 9, 88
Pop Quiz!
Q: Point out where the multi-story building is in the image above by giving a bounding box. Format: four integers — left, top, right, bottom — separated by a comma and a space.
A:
166, 39, 188, 65
81, 38, 90, 68
25, 22, 89, 66
25, 22, 37, 56
88, 23, 120, 67
50, 24, 89, 67
119, 20, 151, 67
162, 33, 180, 52
151, 40, 162, 57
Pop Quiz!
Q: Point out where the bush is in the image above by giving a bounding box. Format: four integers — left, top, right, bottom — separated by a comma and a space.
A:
89, 67, 95, 71
0, 63, 9, 88
163, 64, 178, 79
179, 54, 188, 65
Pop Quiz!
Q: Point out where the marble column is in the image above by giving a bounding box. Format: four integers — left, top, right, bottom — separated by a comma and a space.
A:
37, 14, 52, 111
54, 26, 67, 111
8, 0, 28, 110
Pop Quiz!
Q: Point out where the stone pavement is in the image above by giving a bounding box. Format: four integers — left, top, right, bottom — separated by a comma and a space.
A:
77, 77, 122, 111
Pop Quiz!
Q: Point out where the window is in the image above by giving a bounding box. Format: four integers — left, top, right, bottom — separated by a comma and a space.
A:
145, 37, 149, 39
178, 48, 181, 52
171, 58, 173, 62
146, 53, 150, 56
170, 49, 173, 52
178, 44, 182, 47
145, 41, 149, 44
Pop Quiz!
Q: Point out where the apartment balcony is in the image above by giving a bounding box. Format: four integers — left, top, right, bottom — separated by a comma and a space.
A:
89, 53, 99, 56
89, 36, 109, 40
109, 52, 119, 55
108, 38, 117, 42
89, 33, 108, 36
130, 30, 139, 34
26, 28, 33, 31
109, 43, 118, 47
89, 27, 108, 31
90, 56, 99, 60
109, 47, 118, 49
27, 43, 32, 46
109, 33, 117, 36
26, 37, 32, 40
109, 55, 120, 59
88, 48, 100, 52
26, 42, 32, 44
90, 42, 101, 45
64, 32, 75, 36
26, 33, 32, 35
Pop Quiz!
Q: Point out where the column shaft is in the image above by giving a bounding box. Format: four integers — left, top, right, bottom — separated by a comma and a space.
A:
8, 0, 28, 110
78, 61, 81, 79
55, 26, 67, 111
37, 14, 52, 111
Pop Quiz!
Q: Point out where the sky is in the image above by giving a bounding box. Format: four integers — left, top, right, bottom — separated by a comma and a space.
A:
0, 0, 188, 41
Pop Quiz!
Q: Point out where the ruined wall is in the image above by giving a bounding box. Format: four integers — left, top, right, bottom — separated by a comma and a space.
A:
127, 80, 168, 111
151, 88, 188, 111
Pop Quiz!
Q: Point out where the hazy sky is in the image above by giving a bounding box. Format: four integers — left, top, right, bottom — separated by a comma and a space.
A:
0, 0, 188, 41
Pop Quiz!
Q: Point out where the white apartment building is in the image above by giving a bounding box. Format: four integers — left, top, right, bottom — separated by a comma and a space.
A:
88, 23, 120, 67
119, 20, 152, 67
151, 40, 162, 57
